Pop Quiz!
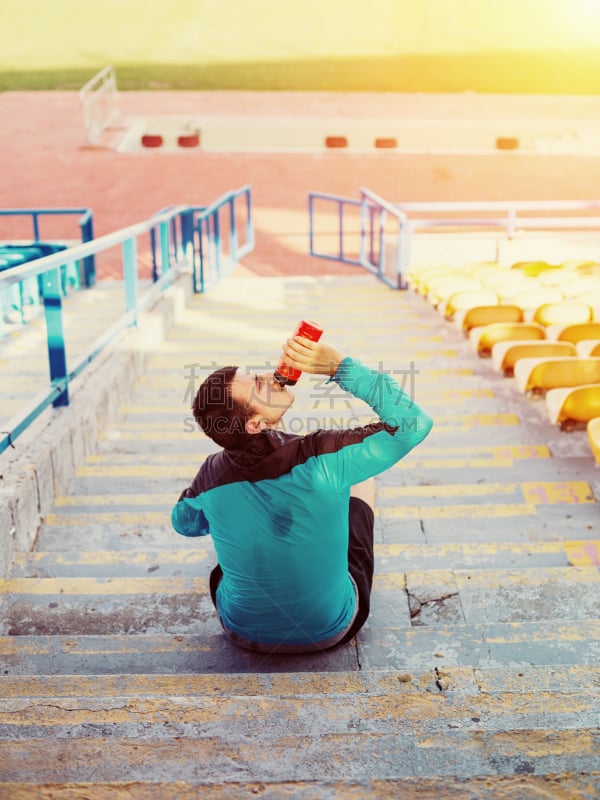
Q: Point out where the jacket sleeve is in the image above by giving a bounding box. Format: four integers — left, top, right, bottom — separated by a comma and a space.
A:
171, 487, 210, 537
320, 356, 433, 490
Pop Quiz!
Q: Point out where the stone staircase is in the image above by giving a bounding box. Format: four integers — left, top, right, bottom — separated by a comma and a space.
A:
1, 274, 599, 798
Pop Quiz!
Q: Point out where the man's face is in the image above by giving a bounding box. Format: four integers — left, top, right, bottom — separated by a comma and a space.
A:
230, 370, 295, 430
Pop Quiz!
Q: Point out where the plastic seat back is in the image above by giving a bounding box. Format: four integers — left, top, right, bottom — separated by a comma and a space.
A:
444, 289, 499, 320
556, 322, 600, 344
587, 417, 600, 465
461, 304, 523, 333
502, 286, 564, 310
546, 384, 600, 428
472, 322, 546, 357
515, 357, 600, 394
533, 301, 593, 327
492, 340, 576, 375
576, 339, 600, 357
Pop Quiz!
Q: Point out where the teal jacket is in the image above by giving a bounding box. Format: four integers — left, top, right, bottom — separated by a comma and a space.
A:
172, 357, 433, 649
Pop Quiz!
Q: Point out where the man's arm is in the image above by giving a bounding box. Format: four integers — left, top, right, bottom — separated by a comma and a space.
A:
282, 334, 433, 487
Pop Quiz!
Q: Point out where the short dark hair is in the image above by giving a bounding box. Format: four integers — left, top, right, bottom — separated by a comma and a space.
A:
192, 366, 253, 449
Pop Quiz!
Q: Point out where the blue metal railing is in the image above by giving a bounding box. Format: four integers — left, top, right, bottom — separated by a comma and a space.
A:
0, 186, 254, 455
195, 185, 254, 292
308, 189, 409, 289
149, 186, 253, 293
0, 207, 96, 287
309, 191, 600, 290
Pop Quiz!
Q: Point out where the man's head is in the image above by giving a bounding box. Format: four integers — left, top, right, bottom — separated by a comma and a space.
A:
193, 366, 295, 449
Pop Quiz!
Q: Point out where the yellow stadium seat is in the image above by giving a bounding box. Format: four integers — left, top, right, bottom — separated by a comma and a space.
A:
460, 304, 523, 333
502, 286, 564, 310
462, 262, 501, 279
576, 339, 600, 357
427, 276, 482, 307
574, 262, 600, 277
514, 356, 600, 394
470, 322, 546, 357
410, 265, 452, 294
587, 417, 600, 465
532, 301, 593, 327
546, 384, 600, 430
555, 322, 600, 344
481, 272, 535, 293
491, 340, 576, 375
511, 260, 558, 278
568, 290, 600, 313
561, 276, 600, 298
444, 289, 499, 320
560, 259, 598, 271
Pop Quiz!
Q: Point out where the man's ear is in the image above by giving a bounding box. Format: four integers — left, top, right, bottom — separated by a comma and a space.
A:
245, 415, 264, 435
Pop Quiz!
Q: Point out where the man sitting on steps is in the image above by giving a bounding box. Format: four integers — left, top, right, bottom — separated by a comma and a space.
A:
171, 332, 433, 653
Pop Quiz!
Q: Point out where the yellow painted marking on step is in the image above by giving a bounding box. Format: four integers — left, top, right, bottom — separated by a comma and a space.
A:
377, 541, 565, 558
382, 503, 535, 519
0, 640, 44, 656
105, 421, 203, 430
84, 453, 209, 464
485, 619, 600, 644
379, 483, 518, 499
564, 540, 600, 566
417, 388, 495, 401
455, 567, 600, 593
396, 458, 513, 468
384, 482, 594, 503
434, 413, 520, 427
1, 689, 593, 727
44, 511, 168, 526
54, 494, 176, 506
0, 668, 475, 698
415, 445, 550, 458
373, 573, 407, 590
422, 368, 473, 377
0, 576, 208, 595
14, 549, 210, 566
414, 349, 459, 358
406, 335, 445, 343
521, 482, 594, 505
76, 465, 194, 477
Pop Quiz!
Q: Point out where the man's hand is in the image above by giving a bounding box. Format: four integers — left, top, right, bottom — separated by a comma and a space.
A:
280, 336, 344, 377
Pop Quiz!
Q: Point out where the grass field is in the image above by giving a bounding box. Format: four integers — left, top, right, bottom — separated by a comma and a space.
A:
2, 0, 600, 93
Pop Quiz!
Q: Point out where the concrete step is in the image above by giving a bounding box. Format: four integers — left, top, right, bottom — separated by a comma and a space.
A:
2, 776, 600, 800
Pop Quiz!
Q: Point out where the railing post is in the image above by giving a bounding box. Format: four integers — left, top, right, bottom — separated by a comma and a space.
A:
180, 210, 195, 271
160, 221, 171, 273
122, 237, 138, 325
378, 209, 386, 278
245, 187, 255, 250
359, 195, 368, 265
308, 194, 315, 256
336, 200, 343, 260
197, 218, 205, 293
32, 212, 40, 242
41, 267, 69, 407
150, 228, 159, 281
80, 212, 96, 288
213, 210, 221, 279
229, 196, 237, 261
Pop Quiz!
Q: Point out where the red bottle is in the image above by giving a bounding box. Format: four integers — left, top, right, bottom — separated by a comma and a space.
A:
274, 319, 323, 386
